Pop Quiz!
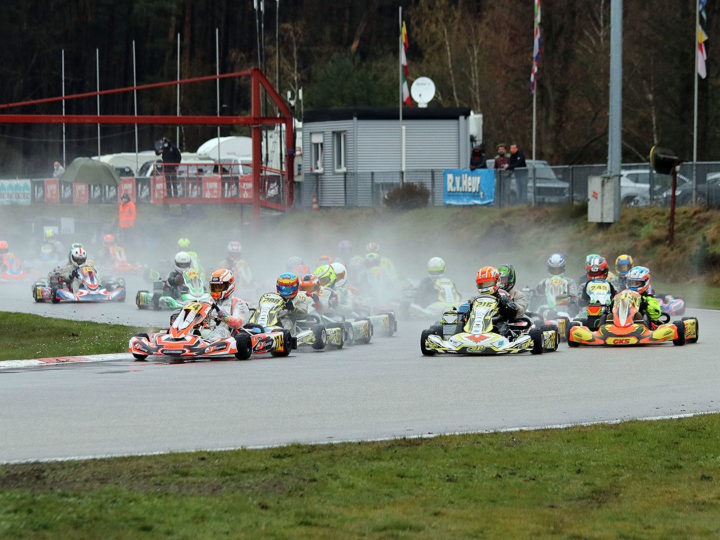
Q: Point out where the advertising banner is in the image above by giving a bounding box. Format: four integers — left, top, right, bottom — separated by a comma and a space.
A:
119, 177, 135, 202
443, 169, 495, 205
151, 177, 166, 203
202, 176, 221, 199
239, 177, 253, 200
73, 183, 89, 204
44, 178, 60, 204
0, 179, 32, 205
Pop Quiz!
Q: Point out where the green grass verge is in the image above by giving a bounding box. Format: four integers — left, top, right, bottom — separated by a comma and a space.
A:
0, 312, 148, 361
1, 415, 719, 538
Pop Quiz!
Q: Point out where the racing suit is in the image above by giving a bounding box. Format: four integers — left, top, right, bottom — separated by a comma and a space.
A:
460, 290, 518, 337
163, 269, 186, 298
578, 278, 618, 308
49, 262, 82, 293
204, 296, 251, 341
275, 294, 311, 331
638, 292, 661, 326
219, 257, 253, 288
534, 274, 579, 314
505, 285, 529, 317
415, 276, 462, 308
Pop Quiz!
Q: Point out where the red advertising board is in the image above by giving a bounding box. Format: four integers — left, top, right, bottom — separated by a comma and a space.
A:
73, 183, 89, 204
44, 178, 59, 203
239, 176, 253, 200
119, 177, 135, 201
151, 177, 166, 203
202, 176, 221, 199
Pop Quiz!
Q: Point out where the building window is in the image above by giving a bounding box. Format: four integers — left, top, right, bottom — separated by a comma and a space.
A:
333, 131, 346, 172
311, 133, 324, 173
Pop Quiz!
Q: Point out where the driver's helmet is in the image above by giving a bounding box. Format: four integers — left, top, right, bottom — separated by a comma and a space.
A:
626, 266, 651, 295
427, 256, 446, 277
103, 234, 115, 246
331, 262, 347, 287
209, 268, 235, 301
585, 253, 601, 265
177, 237, 191, 251
497, 264, 516, 291
299, 273, 320, 295
586, 256, 609, 280
615, 254, 634, 277
314, 264, 337, 288
547, 253, 566, 275
0, 240, 8, 255
476, 266, 500, 295
227, 241, 242, 260
317, 255, 333, 266
366, 241, 379, 254
70, 246, 87, 268
286, 256, 304, 272
276, 273, 299, 300
174, 251, 192, 272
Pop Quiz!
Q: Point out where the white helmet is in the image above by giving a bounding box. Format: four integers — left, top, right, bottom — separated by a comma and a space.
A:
174, 251, 192, 272
330, 262, 347, 287
427, 256, 446, 276
70, 246, 87, 267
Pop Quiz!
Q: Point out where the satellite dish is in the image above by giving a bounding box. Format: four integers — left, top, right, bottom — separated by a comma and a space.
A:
411, 77, 436, 108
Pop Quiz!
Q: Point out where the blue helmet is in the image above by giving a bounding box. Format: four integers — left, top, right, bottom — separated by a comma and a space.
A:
276, 273, 299, 300
626, 266, 651, 295
547, 253, 566, 275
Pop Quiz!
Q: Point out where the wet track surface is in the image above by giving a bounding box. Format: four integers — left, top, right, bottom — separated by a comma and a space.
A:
1, 278, 719, 463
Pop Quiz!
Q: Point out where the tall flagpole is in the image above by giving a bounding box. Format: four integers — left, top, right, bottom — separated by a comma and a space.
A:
693, 0, 699, 205
399, 6, 404, 183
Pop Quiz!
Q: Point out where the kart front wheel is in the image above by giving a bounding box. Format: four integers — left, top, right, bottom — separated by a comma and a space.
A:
311, 325, 327, 350
420, 329, 436, 356
235, 333, 252, 360
541, 324, 559, 352
682, 317, 699, 343
131, 333, 149, 361
270, 330, 293, 357
529, 329, 544, 355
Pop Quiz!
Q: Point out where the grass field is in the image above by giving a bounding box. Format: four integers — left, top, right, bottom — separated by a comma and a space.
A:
0, 312, 147, 361
1, 414, 719, 538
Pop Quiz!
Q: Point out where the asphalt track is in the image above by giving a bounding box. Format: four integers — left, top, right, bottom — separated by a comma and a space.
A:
1, 278, 718, 464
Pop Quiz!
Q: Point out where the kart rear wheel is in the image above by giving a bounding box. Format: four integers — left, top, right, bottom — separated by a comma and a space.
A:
672, 320, 686, 346
51, 288, 60, 304
355, 318, 373, 344
270, 330, 293, 357
529, 329, 544, 355
682, 317, 699, 343
311, 324, 327, 350
420, 329, 436, 356
235, 333, 252, 360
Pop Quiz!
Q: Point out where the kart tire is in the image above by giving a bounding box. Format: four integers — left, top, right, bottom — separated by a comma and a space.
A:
388, 312, 398, 336
541, 324, 559, 352
672, 320, 686, 346
529, 329, 544, 355
343, 322, 354, 346
682, 316, 699, 344
356, 318, 373, 344
136, 290, 147, 310
235, 333, 252, 360
131, 333, 149, 361
311, 324, 327, 350
566, 320, 581, 342
51, 288, 60, 304
420, 329, 436, 356
270, 330, 293, 357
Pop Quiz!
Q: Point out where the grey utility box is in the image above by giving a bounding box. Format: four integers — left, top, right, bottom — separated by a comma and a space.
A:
587, 175, 618, 223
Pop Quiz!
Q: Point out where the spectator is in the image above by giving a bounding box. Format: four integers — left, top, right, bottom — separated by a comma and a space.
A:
493, 144, 510, 169
156, 137, 182, 198
118, 193, 136, 245
53, 161, 65, 178
469, 145, 487, 170
507, 143, 528, 203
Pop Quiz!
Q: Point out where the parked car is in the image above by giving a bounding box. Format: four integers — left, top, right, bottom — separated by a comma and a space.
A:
619, 169, 690, 206
661, 172, 720, 207
511, 160, 569, 205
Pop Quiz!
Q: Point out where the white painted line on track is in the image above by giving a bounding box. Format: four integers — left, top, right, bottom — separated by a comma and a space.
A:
3, 410, 717, 464
0, 353, 132, 369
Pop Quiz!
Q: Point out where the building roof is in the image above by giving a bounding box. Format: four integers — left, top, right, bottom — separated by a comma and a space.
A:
303, 107, 472, 123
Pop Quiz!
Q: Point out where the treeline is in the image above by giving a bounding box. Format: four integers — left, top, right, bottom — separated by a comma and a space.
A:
0, 0, 717, 176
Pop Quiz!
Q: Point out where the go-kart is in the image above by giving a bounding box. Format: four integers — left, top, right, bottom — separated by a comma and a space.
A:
528, 275, 580, 341
1, 252, 29, 281
32, 264, 126, 303
107, 245, 144, 274
568, 289, 698, 347
564, 278, 615, 338
136, 269, 211, 310
129, 301, 294, 361
401, 277, 462, 319
658, 294, 686, 316
248, 292, 345, 350
421, 294, 559, 356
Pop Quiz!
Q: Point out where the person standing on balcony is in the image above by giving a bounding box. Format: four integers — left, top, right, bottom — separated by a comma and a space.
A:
493, 144, 510, 169
157, 137, 182, 198
506, 143, 528, 203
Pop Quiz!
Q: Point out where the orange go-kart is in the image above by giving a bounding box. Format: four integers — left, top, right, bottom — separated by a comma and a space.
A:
568, 289, 698, 347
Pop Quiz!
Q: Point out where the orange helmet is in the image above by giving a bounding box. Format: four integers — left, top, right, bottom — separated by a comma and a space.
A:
209, 268, 235, 301
317, 255, 333, 266
103, 234, 115, 246
0, 240, 7, 254
476, 266, 500, 295
299, 273, 320, 294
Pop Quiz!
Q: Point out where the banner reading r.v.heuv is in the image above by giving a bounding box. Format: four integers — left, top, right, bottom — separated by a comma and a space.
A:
443, 169, 494, 205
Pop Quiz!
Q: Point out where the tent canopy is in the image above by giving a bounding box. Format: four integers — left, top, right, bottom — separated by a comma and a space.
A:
60, 157, 121, 186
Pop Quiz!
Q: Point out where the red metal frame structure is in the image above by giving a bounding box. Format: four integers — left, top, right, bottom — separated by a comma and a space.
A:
0, 68, 295, 227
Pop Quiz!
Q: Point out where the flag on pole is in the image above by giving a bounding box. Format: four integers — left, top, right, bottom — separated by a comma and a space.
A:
401, 21, 412, 107
531, 0, 542, 94
698, 0, 708, 79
